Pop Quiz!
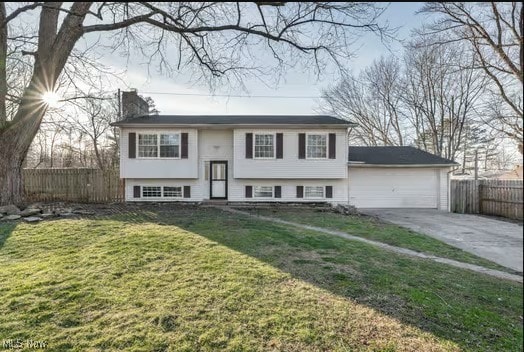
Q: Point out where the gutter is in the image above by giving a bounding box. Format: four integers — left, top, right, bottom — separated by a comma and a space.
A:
110, 123, 357, 128
347, 163, 459, 168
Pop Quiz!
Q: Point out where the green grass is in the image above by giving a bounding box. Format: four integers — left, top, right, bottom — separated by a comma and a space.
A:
243, 207, 516, 273
0, 206, 522, 351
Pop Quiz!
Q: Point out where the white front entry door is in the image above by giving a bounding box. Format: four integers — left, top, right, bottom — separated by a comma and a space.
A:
210, 161, 227, 199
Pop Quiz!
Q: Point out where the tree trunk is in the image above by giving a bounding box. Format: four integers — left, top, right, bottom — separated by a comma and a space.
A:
0, 150, 25, 205
0, 107, 45, 205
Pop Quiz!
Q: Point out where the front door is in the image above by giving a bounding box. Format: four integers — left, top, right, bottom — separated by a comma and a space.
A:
210, 161, 228, 199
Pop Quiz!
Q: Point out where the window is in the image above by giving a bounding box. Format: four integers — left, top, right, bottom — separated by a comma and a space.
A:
306, 134, 327, 159
254, 186, 273, 198
142, 186, 161, 197
254, 134, 275, 158
160, 134, 180, 158
138, 133, 181, 158
163, 186, 182, 198
138, 134, 158, 157
305, 186, 324, 198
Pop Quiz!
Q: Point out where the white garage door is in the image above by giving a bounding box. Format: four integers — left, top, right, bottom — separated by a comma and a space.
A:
349, 168, 439, 208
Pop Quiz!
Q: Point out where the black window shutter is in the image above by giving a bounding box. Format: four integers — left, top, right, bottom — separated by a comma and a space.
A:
133, 185, 141, 198
183, 186, 191, 198
245, 133, 253, 159
274, 186, 282, 198
245, 186, 252, 198
298, 133, 306, 159
276, 133, 283, 159
129, 132, 136, 158
296, 186, 304, 198
181, 133, 189, 158
328, 133, 336, 159
325, 186, 333, 199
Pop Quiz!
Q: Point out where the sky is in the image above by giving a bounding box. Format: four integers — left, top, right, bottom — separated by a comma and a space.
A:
94, 2, 426, 116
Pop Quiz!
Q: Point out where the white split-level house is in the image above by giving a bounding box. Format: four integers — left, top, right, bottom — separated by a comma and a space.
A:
112, 91, 458, 210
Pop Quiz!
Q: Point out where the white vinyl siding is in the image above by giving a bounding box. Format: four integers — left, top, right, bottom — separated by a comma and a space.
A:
126, 179, 201, 202
234, 129, 347, 179
120, 128, 198, 179
254, 133, 275, 159
306, 134, 327, 159
254, 186, 273, 198
228, 179, 347, 204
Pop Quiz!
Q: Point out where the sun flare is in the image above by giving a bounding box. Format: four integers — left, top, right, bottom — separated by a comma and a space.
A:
42, 91, 61, 107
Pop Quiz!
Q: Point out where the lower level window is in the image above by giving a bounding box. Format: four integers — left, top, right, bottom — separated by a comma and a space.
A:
163, 186, 182, 198
254, 186, 273, 198
142, 186, 161, 197
305, 186, 324, 198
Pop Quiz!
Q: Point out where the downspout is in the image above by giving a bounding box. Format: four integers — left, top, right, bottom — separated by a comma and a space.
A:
346, 127, 353, 207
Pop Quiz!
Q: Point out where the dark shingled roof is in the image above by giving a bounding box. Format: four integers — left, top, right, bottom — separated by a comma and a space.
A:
111, 114, 353, 126
348, 146, 457, 165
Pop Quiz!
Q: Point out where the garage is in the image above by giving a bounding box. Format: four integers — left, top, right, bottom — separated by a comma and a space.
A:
348, 146, 457, 210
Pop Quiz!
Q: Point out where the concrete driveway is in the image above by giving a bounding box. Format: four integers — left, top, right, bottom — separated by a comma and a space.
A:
360, 209, 523, 272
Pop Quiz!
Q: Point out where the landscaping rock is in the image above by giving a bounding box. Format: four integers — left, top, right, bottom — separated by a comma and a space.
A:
73, 210, 95, 215
41, 213, 56, 219
0, 204, 21, 215
20, 208, 42, 217
334, 204, 358, 215
2, 214, 21, 221
59, 212, 76, 217
23, 216, 42, 223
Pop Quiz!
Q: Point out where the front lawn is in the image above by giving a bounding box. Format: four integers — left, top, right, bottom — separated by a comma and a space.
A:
0, 205, 522, 351
242, 207, 515, 272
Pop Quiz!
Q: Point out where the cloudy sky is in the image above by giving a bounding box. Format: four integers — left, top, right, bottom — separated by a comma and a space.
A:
94, 2, 426, 115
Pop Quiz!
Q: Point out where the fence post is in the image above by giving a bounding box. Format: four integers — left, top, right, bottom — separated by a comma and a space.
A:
478, 183, 483, 214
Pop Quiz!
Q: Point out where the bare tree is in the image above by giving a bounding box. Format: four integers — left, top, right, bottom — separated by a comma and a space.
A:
321, 57, 406, 146
405, 44, 486, 159
0, 2, 390, 205
63, 94, 119, 170
419, 2, 523, 151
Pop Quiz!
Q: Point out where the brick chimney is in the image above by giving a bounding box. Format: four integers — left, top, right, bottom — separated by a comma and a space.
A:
121, 90, 149, 119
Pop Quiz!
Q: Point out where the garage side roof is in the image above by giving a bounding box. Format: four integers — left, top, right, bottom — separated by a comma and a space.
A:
348, 146, 458, 166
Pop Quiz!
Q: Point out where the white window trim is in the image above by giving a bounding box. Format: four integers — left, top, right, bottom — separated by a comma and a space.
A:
253, 132, 276, 160
162, 186, 183, 198
141, 185, 162, 198
137, 132, 182, 160
305, 132, 328, 160
304, 186, 325, 199
253, 185, 274, 198
139, 185, 185, 199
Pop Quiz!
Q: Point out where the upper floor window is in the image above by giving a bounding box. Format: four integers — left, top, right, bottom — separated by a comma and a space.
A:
138, 133, 180, 158
160, 134, 180, 158
306, 134, 327, 159
138, 134, 158, 158
254, 133, 274, 159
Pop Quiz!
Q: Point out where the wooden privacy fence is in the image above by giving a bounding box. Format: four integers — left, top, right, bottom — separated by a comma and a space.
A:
23, 169, 124, 203
451, 179, 523, 220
